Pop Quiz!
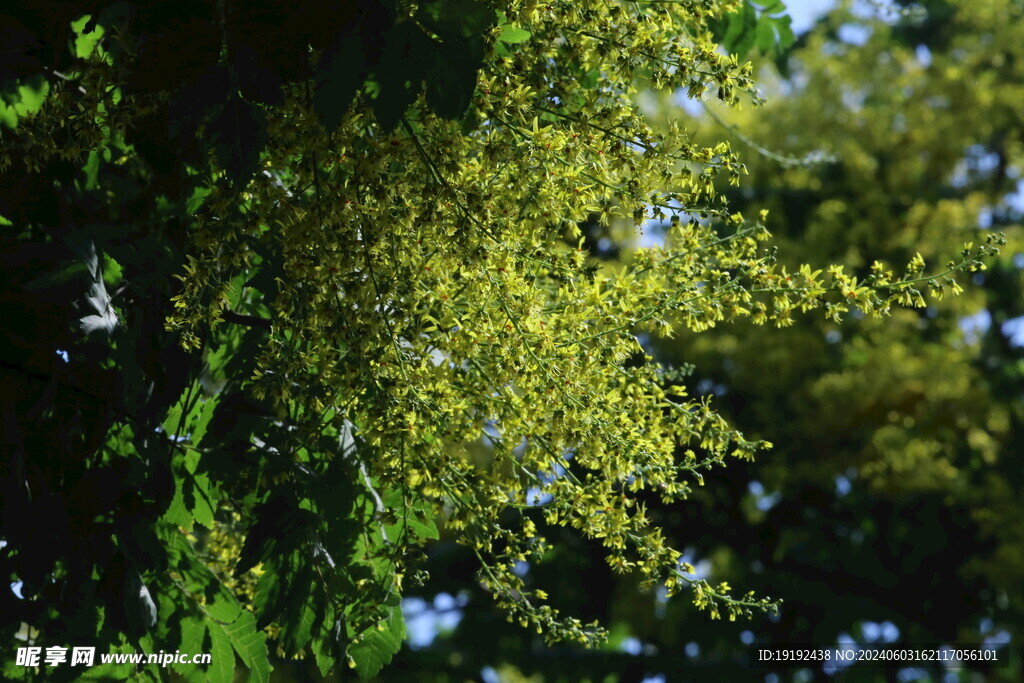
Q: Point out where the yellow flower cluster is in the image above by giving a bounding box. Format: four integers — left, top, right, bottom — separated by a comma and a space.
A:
157, 0, 999, 642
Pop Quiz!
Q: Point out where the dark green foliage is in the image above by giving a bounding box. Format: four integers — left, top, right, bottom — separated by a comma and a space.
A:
0, 152, 202, 677
712, 0, 795, 59
0, 2, 486, 678
314, 32, 368, 134
1, 1, 496, 187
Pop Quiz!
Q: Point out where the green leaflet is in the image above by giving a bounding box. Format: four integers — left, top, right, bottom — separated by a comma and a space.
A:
206, 620, 238, 683
313, 32, 366, 133
72, 14, 105, 59
381, 487, 440, 542
715, 0, 795, 59
162, 388, 221, 531
223, 611, 272, 683
348, 606, 406, 681
0, 75, 50, 130
173, 615, 208, 681
158, 525, 272, 681
498, 25, 531, 44
424, 35, 485, 121
164, 450, 218, 531
209, 94, 268, 189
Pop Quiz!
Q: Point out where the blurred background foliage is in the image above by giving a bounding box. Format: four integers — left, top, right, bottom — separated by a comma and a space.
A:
389, 0, 1024, 680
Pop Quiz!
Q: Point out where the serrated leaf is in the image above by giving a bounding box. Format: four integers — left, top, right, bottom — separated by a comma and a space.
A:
306, 598, 340, 677
160, 525, 244, 624
285, 602, 318, 654
252, 560, 288, 628
223, 611, 271, 683
313, 637, 335, 677
718, 1, 759, 57
207, 618, 239, 683
235, 499, 317, 577
186, 472, 216, 529
162, 486, 192, 530
349, 606, 405, 681
174, 618, 215, 682
163, 458, 217, 532
178, 616, 206, 656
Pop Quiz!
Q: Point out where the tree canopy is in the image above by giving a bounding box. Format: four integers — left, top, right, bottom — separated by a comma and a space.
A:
0, 0, 1006, 680
385, 1, 1024, 680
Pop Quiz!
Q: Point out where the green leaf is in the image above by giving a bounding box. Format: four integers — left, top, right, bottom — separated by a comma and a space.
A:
72, 14, 105, 59
773, 14, 795, 50
178, 460, 217, 530
209, 94, 267, 188
349, 606, 406, 681
222, 611, 272, 683
175, 618, 221, 682
0, 104, 15, 129
372, 22, 432, 130
498, 25, 531, 43
314, 33, 366, 133
425, 37, 484, 120
756, 15, 776, 53
178, 615, 207, 654
284, 602, 318, 654
407, 514, 440, 541
160, 525, 244, 624
716, 0, 794, 57
78, 646, 135, 680
162, 389, 219, 449
235, 499, 318, 577
207, 619, 240, 683
252, 558, 296, 628
309, 609, 341, 679
186, 185, 213, 215
148, 529, 251, 682
0, 71, 49, 130
17, 76, 49, 112
314, 640, 335, 678
84, 149, 101, 190
204, 90, 268, 188
577, 68, 600, 90
717, 1, 760, 57
162, 393, 221, 529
